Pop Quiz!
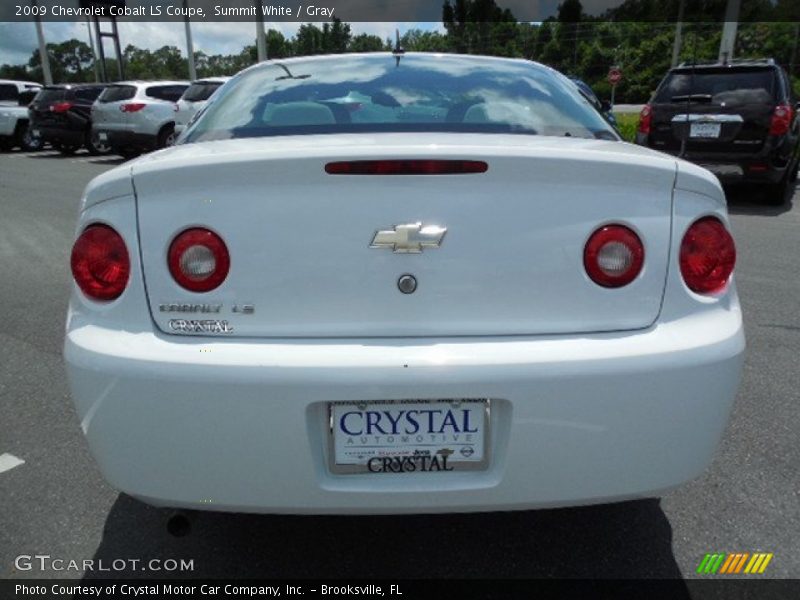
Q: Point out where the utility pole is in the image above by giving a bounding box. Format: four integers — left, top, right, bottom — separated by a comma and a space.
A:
32, 0, 52, 85
184, 0, 196, 80
718, 0, 741, 64
254, 0, 267, 62
790, 22, 799, 81
671, 0, 685, 67
86, 17, 100, 82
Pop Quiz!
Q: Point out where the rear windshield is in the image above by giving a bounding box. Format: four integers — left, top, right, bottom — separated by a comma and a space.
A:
75, 86, 107, 102
146, 85, 189, 102
36, 88, 67, 104
184, 55, 618, 143
182, 82, 223, 102
98, 85, 137, 103
0, 84, 18, 102
654, 68, 777, 105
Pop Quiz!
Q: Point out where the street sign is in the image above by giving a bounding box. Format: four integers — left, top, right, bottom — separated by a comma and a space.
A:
608, 67, 623, 86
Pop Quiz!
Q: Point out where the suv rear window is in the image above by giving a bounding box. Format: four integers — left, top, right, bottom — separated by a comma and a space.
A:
182, 82, 223, 102
0, 84, 19, 102
98, 85, 137, 103
654, 68, 778, 106
146, 85, 188, 102
75, 87, 106, 102
36, 88, 67, 104
186, 55, 617, 142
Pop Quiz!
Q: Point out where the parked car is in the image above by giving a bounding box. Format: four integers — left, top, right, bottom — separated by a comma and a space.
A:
636, 58, 800, 205
174, 77, 229, 136
0, 79, 43, 151
91, 80, 189, 158
28, 83, 111, 155
571, 78, 618, 128
65, 53, 743, 515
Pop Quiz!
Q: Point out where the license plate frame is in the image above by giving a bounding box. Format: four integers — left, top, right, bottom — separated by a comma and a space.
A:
328, 399, 491, 475
689, 122, 721, 139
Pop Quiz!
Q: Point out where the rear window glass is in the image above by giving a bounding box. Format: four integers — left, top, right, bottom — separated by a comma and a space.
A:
75, 87, 106, 101
98, 85, 136, 103
0, 84, 19, 102
654, 68, 777, 105
146, 85, 188, 102
185, 55, 617, 143
36, 88, 66, 103
182, 82, 223, 102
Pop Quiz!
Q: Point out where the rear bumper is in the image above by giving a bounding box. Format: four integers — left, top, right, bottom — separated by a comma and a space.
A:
65, 305, 744, 515
35, 126, 85, 147
93, 126, 156, 150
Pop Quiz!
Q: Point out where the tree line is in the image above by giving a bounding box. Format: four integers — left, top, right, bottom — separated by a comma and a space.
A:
1, 0, 798, 104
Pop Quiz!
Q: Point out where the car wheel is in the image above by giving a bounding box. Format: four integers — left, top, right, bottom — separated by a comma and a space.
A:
118, 147, 141, 160
85, 131, 112, 156
0, 136, 13, 152
58, 144, 79, 156
19, 126, 43, 152
157, 126, 176, 149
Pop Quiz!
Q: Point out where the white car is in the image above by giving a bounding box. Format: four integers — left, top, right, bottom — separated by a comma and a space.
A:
0, 79, 43, 151
65, 53, 744, 515
174, 77, 230, 136
90, 80, 188, 158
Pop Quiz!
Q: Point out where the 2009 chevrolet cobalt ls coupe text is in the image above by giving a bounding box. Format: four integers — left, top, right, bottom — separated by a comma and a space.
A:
64, 53, 744, 514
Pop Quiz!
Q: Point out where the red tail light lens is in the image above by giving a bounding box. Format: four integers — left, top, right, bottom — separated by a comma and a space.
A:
50, 102, 73, 113
584, 225, 645, 288
70, 224, 130, 301
638, 104, 652, 134
325, 160, 488, 175
168, 228, 230, 292
769, 104, 793, 136
120, 103, 146, 113
680, 217, 736, 295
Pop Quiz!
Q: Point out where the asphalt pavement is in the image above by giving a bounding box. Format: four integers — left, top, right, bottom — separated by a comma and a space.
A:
0, 148, 798, 582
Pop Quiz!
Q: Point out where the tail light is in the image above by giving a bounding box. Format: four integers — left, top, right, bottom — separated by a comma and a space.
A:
637, 104, 652, 135
680, 217, 736, 295
325, 160, 488, 175
769, 104, 793, 136
120, 103, 146, 113
168, 228, 230, 292
50, 102, 73, 113
70, 224, 130, 301
584, 224, 645, 288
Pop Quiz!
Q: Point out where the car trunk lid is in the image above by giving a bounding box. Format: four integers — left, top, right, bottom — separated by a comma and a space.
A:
133, 134, 677, 338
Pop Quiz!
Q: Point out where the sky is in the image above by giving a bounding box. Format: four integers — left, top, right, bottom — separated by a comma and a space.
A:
0, 21, 443, 67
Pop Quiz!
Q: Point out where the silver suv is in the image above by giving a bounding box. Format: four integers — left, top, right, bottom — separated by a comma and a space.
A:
91, 81, 188, 158
175, 77, 229, 136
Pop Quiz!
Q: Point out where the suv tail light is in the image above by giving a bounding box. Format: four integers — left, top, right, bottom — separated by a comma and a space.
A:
584, 225, 645, 288
168, 228, 230, 292
769, 104, 793, 136
50, 102, 73, 113
70, 224, 130, 301
680, 217, 736, 295
120, 103, 146, 113
637, 104, 652, 135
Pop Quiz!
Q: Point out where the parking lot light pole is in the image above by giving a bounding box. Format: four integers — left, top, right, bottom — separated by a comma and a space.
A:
718, 0, 741, 64
254, 0, 267, 62
184, 0, 197, 80
32, 0, 53, 85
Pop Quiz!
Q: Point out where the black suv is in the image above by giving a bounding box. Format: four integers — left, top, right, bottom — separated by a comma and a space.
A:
637, 59, 799, 205
29, 83, 110, 155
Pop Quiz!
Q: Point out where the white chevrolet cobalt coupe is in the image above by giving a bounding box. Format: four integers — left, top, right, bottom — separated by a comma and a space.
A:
65, 53, 744, 514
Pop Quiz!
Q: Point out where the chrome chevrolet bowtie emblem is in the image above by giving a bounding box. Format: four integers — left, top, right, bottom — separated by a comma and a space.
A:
370, 223, 447, 253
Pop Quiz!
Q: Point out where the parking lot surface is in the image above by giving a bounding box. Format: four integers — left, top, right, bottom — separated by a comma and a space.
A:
0, 148, 798, 580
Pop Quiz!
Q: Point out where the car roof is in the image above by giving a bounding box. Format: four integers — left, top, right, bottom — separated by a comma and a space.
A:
43, 83, 110, 90
0, 79, 43, 88
109, 80, 190, 87
191, 77, 230, 84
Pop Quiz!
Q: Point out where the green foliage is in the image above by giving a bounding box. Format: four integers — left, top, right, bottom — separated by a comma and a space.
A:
614, 113, 639, 143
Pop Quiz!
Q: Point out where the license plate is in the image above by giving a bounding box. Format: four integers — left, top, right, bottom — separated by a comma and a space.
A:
690, 122, 721, 138
98, 132, 108, 141
31, 129, 40, 137
329, 399, 490, 474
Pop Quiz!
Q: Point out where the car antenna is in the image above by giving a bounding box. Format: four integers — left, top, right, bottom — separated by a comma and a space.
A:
392, 29, 405, 67
275, 64, 311, 81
